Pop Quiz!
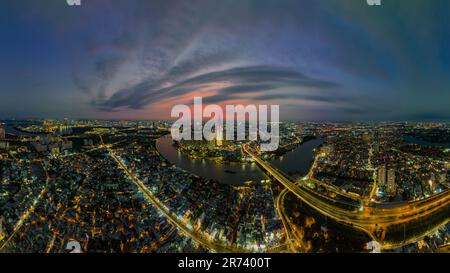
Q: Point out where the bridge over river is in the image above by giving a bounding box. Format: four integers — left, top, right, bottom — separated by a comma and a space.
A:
243, 144, 450, 249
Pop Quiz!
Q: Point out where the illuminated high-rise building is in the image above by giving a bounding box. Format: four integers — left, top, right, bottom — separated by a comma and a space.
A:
377, 165, 386, 186
429, 175, 437, 193
387, 169, 396, 196
216, 124, 223, 146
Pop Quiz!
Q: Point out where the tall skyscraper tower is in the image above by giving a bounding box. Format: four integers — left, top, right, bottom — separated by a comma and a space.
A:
216, 124, 223, 146
387, 169, 396, 196
377, 165, 386, 186
429, 175, 437, 193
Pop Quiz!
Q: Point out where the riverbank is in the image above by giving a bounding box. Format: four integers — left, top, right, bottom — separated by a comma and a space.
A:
156, 135, 324, 185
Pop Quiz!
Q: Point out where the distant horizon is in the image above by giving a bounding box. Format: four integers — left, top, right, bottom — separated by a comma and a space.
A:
2, 117, 450, 124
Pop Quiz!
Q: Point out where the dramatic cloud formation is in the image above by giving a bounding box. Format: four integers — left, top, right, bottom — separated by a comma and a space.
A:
1, 0, 450, 120
95, 65, 339, 110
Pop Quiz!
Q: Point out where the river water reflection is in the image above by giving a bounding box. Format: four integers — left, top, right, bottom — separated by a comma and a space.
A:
156, 135, 324, 185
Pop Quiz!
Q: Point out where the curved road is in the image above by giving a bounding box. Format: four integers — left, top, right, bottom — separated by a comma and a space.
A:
243, 144, 450, 235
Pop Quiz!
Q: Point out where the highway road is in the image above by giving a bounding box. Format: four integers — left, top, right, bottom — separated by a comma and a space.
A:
243, 144, 450, 244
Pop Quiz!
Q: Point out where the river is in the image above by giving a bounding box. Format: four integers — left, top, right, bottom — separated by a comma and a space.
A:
156, 135, 324, 185
5, 125, 46, 137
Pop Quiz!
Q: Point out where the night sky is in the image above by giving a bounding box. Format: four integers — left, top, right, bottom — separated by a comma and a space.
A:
1, 0, 450, 121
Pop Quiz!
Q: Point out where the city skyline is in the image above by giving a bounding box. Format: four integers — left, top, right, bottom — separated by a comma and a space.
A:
1, 0, 450, 121
1, 119, 449, 254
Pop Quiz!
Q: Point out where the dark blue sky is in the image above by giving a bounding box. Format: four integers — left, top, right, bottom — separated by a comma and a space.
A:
1, 0, 450, 121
